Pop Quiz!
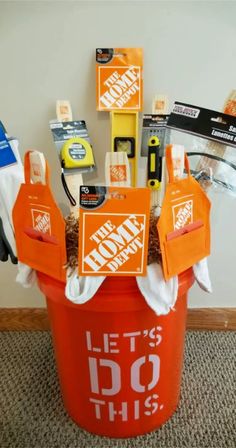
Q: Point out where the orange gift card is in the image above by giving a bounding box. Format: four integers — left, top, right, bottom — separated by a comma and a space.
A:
78, 186, 150, 276
96, 48, 143, 111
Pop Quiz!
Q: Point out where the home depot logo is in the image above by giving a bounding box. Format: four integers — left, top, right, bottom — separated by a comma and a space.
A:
81, 213, 146, 274
110, 165, 127, 182
98, 66, 141, 109
172, 200, 193, 230
31, 209, 51, 234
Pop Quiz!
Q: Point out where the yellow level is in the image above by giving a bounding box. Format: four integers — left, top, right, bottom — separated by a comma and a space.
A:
110, 110, 138, 187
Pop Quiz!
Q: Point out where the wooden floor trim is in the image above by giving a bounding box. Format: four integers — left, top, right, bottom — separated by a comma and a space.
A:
0, 307, 235, 331
187, 308, 236, 330
0, 308, 50, 331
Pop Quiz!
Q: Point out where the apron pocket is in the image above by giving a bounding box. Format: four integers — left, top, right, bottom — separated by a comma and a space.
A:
163, 225, 208, 279
18, 232, 65, 281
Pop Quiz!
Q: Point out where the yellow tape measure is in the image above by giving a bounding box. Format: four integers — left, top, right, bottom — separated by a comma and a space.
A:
61, 137, 95, 169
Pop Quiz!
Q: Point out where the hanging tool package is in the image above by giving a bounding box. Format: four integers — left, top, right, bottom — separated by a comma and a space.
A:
167, 102, 236, 196
50, 119, 96, 207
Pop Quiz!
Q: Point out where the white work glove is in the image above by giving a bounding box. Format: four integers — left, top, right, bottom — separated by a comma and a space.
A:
64, 259, 211, 314
193, 257, 212, 293
16, 262, 37, 288
136, 259, 212, 316
65, 268, 106, 304
136, 263, 178, 315
0, 139, 24, 259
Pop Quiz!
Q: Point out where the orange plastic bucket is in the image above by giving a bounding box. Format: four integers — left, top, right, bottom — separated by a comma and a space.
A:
37, 269, 194, 438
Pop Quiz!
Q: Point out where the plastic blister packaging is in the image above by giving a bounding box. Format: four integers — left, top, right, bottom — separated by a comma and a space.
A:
167, 103, 236, 197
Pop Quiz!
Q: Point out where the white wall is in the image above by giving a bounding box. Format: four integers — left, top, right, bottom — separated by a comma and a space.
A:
0, 0, 235, 308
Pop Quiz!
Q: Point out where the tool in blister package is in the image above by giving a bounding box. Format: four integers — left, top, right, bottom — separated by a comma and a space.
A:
50, 107, 96, 215
147, 136, 162, 191
147, 136, 162, 209
59, 133, 94, 212
167, 101, 236, 195
140, 114, 170, 157
195, 91, 236, 191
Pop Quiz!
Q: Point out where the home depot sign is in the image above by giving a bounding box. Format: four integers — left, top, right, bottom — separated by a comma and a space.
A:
79, 187, 150, 276
98, 66, 141, 110
96, 48, 143, 111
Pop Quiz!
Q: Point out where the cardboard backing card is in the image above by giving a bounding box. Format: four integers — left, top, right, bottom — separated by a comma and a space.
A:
141, 114, 170, 157
78, 186, 150, 276
167, 102, 236, 196
96, 48, 143, 111
49, 120, 95, 175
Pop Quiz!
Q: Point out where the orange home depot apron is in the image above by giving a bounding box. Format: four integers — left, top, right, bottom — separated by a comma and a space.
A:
157, 145, 211, 280
12, 151, 67, 281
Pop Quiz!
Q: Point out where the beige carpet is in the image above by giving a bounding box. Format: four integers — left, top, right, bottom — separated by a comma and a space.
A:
0, 331, 235, 448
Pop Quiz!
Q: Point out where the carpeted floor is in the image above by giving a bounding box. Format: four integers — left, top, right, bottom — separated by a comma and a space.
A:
0, 331, 235, 448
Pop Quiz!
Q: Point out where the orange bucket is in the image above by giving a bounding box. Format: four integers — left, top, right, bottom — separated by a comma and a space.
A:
37, 269, 194, 438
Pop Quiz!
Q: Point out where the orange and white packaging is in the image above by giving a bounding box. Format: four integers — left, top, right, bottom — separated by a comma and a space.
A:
96, 48, 143, 111
105, 151, 131, 187
12, 151, 67, 281
157, 145, 211, 280
78, 186, 150, 276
